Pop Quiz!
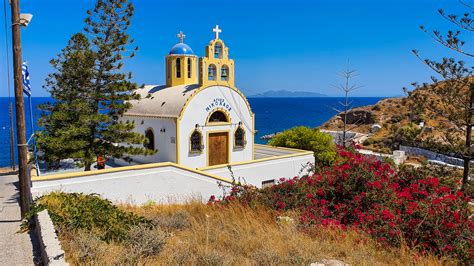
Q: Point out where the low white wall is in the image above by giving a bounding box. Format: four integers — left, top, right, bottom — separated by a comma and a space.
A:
399, 145, 466, 167
202, 154, 315, 188
35, 210, 67, 265
32, 166, 228, 204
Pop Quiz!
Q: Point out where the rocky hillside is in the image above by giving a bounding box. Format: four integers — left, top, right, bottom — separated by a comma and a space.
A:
321, 81, 468, 155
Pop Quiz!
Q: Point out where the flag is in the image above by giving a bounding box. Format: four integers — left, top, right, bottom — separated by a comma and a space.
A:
22, 61, 31, 96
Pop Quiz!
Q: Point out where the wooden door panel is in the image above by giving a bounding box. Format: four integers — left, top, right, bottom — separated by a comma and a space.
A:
209, 132, 228, 166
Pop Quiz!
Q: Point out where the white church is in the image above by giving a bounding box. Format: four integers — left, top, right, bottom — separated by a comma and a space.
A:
31, 26, 315, 204
119, 27, 253, 168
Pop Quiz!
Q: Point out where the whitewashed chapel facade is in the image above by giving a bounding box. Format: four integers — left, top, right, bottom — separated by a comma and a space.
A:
119, 27, 254, 168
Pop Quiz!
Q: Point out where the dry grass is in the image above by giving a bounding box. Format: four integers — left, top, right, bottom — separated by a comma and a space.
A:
57, 200, 456, 265
118, 202, 452, 265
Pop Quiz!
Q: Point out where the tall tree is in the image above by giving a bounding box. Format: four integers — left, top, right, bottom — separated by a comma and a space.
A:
37, 33, 95, 168
81, 0, 153, 171
38, 0, 154, 171
410, 1, 473, 189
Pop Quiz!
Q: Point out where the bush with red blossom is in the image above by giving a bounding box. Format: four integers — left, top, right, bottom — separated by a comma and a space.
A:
210, 147, 473, 261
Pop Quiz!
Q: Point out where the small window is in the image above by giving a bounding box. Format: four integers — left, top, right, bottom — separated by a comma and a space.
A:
187, 58, 192, 78
214, 43, 222, 58
221, 65, 229, 81
208, 110, 228, 123
145, 128, 155, 150
234, 126, 246, 148
190, 130, 203, 152
208, 64, 216, 81
176, 58, 181, 78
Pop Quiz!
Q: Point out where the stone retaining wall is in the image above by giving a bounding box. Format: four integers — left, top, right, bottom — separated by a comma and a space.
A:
34, 210, 67, 265
399, 145, 465, 167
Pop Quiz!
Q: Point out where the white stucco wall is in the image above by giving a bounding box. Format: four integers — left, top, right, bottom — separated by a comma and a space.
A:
31, 166, 227, 204
203, 153, 315, 188
179, 85, 254, 168
121, 116, 177, 163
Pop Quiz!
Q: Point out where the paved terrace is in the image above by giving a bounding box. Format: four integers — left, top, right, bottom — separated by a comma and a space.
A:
254, 144, 304, 159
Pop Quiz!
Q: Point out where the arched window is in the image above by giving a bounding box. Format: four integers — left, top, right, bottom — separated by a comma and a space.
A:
221, 65, 229, 81
144, 128, 155, 150
234, 126, 246, 148
176, 58, 181, 78
190, 129, 203, 153
187, 58, 192, 78
214, 43, 222, 58
208, 64, 216, 81
208, 110, 229, 123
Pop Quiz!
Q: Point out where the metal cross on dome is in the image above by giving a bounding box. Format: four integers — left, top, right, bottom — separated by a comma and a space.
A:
213, 25, 221, 39
177, 31, 186, 43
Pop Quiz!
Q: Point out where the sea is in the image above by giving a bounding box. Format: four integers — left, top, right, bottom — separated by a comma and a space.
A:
0, 97, 384, 168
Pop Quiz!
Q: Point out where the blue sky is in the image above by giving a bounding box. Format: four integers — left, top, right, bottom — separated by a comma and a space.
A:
0, 0, 470, 97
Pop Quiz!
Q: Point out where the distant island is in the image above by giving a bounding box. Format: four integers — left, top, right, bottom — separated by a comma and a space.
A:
250, 90, 327, 98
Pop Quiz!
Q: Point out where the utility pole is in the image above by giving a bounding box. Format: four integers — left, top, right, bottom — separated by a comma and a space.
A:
10, 0, 30, 217
9, 104, 15, 170
462, 83, 474, 191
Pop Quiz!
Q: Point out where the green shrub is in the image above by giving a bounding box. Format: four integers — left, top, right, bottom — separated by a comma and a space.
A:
27, 192, 152, 242
394, 124, 422, 145
371, 105, 381, 111
269, 126, 336, 166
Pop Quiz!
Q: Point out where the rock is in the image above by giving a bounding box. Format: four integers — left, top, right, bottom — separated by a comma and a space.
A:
424, 126, 433, 133
340, 110, 375, 124
311, 259, 348, 266
371, 124, 382, 133
276, 216, 294, 224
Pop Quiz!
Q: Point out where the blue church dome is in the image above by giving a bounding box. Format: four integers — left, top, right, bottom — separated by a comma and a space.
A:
169, 43, 194, 55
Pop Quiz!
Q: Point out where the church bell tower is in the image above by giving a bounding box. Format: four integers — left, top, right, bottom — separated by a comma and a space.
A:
166, 31, 198, 87
199, 25, 235, 88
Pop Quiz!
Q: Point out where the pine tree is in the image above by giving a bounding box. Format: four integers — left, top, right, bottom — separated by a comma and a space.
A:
38, 0, 154, 171
80, 0, 153, 171
37, 33, 95, 169
410, 2, 473, 190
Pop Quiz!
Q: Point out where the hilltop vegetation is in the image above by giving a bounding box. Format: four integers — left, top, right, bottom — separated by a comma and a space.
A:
322, 81, 468, 156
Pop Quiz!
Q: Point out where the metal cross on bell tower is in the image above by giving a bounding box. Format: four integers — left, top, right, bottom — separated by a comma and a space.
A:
213, 25, 221, 39
176, 31, 186, 43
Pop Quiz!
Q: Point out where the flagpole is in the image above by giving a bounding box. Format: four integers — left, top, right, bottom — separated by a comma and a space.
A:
28, 94, 39, 176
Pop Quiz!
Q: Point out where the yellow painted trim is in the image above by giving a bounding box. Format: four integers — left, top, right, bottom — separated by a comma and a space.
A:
188, 128, 204, 154
177, 84, 252, 122
254, 143, 312, 153
125, 113, 177, 119
205, 107, 231, 125
232, 125, 246, 150
32, 161, 234, 184
198, 148, 314, 171
175, 118, 180, 164
206, 129, 231, 167
252, 113, 255, 160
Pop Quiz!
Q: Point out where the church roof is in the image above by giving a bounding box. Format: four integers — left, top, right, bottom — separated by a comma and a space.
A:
125, 84, 200, 118
169, 43, 194, 55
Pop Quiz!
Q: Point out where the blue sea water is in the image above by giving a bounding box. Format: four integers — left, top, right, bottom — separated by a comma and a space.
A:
0, 97, 384, 167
